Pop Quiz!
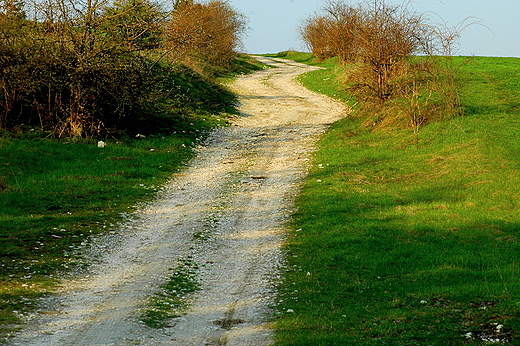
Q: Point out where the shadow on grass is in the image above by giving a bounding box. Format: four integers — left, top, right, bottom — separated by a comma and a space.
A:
279, 162, 520, 344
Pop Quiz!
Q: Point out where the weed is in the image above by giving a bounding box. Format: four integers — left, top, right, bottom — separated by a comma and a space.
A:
140, 259, 200, 329
193, 229, 211, 242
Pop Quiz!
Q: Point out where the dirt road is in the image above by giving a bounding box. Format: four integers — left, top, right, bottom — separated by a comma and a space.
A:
8, 57, 347, 346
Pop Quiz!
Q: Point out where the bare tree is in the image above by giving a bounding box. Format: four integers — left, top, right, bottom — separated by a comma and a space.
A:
300, 0, 468, 133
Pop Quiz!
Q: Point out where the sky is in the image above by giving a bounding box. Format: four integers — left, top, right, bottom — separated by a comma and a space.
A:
227, 0, 520, 57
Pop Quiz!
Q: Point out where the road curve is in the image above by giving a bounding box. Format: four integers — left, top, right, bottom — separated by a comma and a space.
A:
8, 57, 347, 346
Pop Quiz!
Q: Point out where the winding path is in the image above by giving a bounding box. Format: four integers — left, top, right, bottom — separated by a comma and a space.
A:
8, 57, 347, 346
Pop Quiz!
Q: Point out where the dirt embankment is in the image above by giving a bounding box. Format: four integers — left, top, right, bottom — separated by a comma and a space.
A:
7, 57, 347, 346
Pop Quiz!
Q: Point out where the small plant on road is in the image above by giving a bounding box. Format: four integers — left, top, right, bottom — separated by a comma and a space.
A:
141, 258, 200, 328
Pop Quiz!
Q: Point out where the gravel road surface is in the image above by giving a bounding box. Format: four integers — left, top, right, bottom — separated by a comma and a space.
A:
8, 56, 347, 346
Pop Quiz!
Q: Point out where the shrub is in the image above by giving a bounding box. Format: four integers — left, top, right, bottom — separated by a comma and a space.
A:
300, 0, 467, 130
0, 0, 242, 137
300, 14, 335, 60
0, 3, 155, 137
101, 0, 165, 50
164, 0, 246, 76
300, 1, 362, 63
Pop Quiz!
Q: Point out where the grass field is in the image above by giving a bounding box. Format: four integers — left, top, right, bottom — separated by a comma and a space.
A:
274, 52, 520, 345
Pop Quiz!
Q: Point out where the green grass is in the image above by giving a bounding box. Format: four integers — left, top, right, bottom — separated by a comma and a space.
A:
0, 127, 208, 341
0, 54, 265, 342
221, 53, 267, 77
274, 55, 520, 345
141, 258, 200, 328
267, 51, 353, 105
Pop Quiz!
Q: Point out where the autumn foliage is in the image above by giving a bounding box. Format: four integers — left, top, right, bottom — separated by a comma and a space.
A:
165, 0, 246, 75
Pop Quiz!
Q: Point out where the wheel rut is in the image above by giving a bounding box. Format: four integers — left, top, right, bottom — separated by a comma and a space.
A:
7, 57, 347, 346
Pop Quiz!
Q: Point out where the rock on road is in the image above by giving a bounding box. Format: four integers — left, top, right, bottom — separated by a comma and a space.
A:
7, 57, 347, 346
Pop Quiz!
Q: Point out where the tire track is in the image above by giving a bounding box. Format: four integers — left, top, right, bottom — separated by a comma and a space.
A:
8, 57, 347, 346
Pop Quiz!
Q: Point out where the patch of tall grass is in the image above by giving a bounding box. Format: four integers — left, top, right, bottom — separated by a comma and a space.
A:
275, 54, 520, 344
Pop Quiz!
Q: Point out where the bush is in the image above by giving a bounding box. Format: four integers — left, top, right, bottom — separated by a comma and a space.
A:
0, 0, 242, 138
101, 0, 165, 50
164, 0, 246, 76
300, 1, 361, 63
300, 0, 467, 131
0, 8, 155, 137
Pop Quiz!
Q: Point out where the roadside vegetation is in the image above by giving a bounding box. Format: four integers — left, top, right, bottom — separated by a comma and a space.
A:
273, 50, 520, 344
0, 0, 247, 138
0, 0, 261, 342
299, 0, 477, 139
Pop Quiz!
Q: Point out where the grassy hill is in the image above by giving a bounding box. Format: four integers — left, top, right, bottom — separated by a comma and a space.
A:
274, 52, 520, 345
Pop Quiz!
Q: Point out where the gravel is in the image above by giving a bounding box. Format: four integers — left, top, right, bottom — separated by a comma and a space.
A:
7, 56, 347, 346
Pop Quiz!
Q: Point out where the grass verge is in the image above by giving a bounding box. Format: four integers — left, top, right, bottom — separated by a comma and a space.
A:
275, 53, 520, 345
0, 119, 215, 342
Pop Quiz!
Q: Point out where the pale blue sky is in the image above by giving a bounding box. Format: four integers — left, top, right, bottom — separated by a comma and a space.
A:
228, 0, 520, 57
